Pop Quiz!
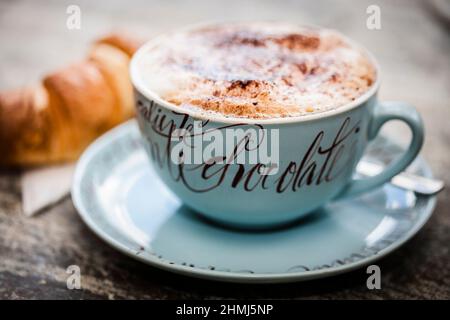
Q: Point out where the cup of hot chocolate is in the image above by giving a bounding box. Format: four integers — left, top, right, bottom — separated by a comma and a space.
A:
130, 22, 424, 228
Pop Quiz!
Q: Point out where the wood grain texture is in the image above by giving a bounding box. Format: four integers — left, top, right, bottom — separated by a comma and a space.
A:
0, 0, 449, 299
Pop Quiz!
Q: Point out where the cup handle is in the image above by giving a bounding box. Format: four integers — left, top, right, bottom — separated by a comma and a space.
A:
336, 101, 424, 199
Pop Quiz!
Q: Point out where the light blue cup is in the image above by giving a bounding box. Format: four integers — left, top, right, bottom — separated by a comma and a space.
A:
130, 27, 424, 229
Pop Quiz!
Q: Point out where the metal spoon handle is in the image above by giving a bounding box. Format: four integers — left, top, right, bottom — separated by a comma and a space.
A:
356, 161, 444, 196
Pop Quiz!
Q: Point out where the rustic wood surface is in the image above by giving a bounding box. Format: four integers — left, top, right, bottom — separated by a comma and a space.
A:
0, 0, 449, 299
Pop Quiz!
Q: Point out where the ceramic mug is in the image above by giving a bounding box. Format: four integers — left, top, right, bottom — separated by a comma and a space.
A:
130, 27, 424, 229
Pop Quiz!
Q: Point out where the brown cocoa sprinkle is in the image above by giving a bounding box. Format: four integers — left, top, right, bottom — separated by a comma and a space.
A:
236, 36, 266, 47
227, 79, 259, 90
272, 34, 320, 50
282, 77, 293, 86
310, 66, 321, 75
329, 73, 340, 82
215, 33, 267, 48
296, 62, 308, 74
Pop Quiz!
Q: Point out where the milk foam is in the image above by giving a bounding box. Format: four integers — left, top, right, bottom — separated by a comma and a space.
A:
136, 22, 376, 119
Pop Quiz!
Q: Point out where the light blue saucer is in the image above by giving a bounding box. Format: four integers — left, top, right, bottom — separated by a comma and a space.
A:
72, 120, 436, 283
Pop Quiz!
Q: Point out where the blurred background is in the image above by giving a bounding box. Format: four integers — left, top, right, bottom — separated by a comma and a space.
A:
0, 0, 449, 172
0, 0, 449, 299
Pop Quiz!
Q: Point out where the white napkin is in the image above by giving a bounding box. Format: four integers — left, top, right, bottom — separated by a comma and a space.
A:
21, 163, 76, 216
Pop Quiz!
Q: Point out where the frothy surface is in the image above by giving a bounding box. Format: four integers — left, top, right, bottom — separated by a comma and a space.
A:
136, 22, 376, 119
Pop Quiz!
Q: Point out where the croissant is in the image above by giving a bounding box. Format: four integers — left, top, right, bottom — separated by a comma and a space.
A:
0, 33, 143, 166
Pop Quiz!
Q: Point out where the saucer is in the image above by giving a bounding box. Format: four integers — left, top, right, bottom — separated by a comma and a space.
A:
72, 120, 436, 283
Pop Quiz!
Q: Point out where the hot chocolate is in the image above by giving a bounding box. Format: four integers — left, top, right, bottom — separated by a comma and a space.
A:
135, 22, 377, 119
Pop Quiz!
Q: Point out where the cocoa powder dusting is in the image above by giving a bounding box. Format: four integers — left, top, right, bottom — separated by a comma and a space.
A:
139, 23, 377, 119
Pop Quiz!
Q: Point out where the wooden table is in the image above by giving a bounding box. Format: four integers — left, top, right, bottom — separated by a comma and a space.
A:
0, 0, 449, 299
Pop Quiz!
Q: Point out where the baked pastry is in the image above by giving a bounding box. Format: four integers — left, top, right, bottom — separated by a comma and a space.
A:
0, 33, 142, 166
